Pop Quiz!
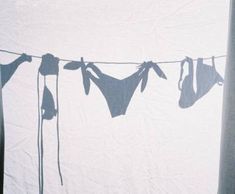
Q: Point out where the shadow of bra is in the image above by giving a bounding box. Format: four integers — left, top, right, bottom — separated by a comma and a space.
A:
178, 57, 223, 108
41, 86, 57, 120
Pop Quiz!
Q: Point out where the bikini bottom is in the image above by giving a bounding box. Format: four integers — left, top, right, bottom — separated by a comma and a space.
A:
88, 71, 144, 117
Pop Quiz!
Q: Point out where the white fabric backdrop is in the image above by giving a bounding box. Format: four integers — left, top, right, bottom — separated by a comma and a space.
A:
0, 0, 228, 193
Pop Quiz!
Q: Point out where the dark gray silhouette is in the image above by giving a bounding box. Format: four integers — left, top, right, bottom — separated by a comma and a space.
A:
178, 57, 196, 108
1, 53, 32, 87
86, 62, 167, 117
64, 60, 167, 117
64, 57, 90, 94
37, 53, 62, 194
39, 54, 59, 76
196, 57, 223, 99
178, 56, 223, 108
41, 86, 57, 120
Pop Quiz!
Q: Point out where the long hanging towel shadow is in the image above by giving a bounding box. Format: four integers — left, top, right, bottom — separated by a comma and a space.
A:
0, 53, 31, 194
178, 56, 223, 108
37, 53, 63, 194
64, 60, 167, 117
1, 53, 32, 88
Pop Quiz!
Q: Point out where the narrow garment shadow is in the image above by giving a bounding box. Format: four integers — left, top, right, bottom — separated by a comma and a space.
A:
1, 53, 32, 88
178, 56, 223, 108
39, 53, 59, 121
39, 53, 59, 120
37, 53, 63, 194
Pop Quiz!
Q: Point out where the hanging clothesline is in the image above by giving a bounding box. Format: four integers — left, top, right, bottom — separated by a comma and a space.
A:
0, 48, 226, 65
0, 48, 226, 194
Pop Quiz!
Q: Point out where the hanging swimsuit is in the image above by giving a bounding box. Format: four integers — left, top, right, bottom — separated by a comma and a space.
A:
178, 57, 196, 108
39, 53, 59, 76
85, 62, 167, 117
178, 56, 223, 108
195, 57, 223, 100
37, 53, 63, 194
1, 53, 32, 88
41, 86, 57, 120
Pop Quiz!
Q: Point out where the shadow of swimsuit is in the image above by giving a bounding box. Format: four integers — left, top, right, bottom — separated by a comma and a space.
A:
178, 57, 223, 108
85, 62, 167, 117
41, 86, 57, 120
64, 60, 167, 117
1, 54, 32, 88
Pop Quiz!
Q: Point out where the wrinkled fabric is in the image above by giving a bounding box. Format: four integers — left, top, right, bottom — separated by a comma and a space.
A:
0, 0, 228, 194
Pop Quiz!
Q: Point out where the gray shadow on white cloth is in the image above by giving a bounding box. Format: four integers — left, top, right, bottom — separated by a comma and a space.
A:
1, 53, 32, 88
64, 60, 167, 117
178, 56, 223, 108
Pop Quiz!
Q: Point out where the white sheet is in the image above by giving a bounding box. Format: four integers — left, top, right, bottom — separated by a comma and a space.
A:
0, 0, 228, 193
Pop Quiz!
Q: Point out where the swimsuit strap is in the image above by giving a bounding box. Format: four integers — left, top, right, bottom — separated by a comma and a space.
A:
63, 57, 87, 72
212, 56, 215, 69
211, 56, 223, 86
138, 62, 151, 92
138, 61, 167, 92
85, 62, 103, 77
63, 58, 91, 94
178, 57, 193, 91
137, 62, 152, 74
137, 62, 155, 92
78, 59, 91, 95
151, 63, 167, 79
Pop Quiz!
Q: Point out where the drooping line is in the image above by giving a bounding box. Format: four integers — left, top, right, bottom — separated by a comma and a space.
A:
0, 48, 226, 65
56, 74, 63, 185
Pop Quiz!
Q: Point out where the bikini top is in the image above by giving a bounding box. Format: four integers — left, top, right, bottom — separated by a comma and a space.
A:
39, 53, 59, 76
178, 56, 223, 108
